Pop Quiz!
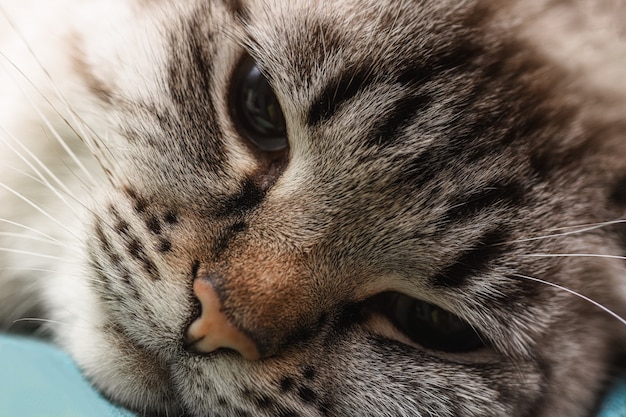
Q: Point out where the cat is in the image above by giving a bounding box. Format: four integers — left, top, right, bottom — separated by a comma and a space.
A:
1, 0, 626, 416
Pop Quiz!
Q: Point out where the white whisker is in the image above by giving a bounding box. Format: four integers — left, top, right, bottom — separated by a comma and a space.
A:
0, 231, 70, 248
0, 247, 69, 261
0, 182, 79, 238
510, 219, 626, 244
0, 55, 98, 185
1, 162, 80, 216
0, 266, 58, 273
12, 317, 65, 326
0, 6, 110, 182
512, 273, 626, 327
1, 126, 81, 201
546, 220, 626, 232
0, 218, 68, 246
522, 253, 626, 260
2, 156, 98, 224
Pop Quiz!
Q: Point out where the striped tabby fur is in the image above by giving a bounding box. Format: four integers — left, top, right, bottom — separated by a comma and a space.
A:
1, 0, 626, 416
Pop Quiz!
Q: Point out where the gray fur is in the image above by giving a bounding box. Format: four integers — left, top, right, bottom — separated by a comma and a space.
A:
1, 0, 626, 416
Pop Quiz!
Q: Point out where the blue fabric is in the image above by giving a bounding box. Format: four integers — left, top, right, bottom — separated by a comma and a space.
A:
1, 333, 626, 416
0, 334, 135, 417
599, 372, 626, 417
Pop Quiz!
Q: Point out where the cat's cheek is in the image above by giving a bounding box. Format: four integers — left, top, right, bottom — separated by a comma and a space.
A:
41, 196, 186, 414
46, 262, 180, 413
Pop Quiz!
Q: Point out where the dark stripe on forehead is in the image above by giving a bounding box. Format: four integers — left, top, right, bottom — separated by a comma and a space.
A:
165, 3, 226, 167
307, 36, 485, 127
432, 228, 508, 288
168, 28, 214, 110
529, 129, 601, 181
367, 93, 434, 147
365, 41, 485, 147
390, 67, 550, 194
308, 70, 371, 126
443, 180, 527, 224
395, 146, 442, 190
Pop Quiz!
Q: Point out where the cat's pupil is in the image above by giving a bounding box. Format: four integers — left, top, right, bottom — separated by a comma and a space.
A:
386, 293, 485, 353
230, 56, 288, 152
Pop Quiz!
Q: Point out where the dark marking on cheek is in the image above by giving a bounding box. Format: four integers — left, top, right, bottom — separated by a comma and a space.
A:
115, 219, 130, 236
164, 210, 179, 224
251, 393, 275, 410
127, 238, 160, 279
530, 136, 593, 181
443, 180, 527, 223
143, 259, 159, 279
95, 219, 112, 252
297, 386, 318, 403
213, 220, 248, 258
279, 377, 295, 393
368, 93, 433, 147
90, 258, 108, 289
123, 186, 138, 200
529, 144, 551, 178
120, 270, 140, 299
432, 228, 508, 288
134, 198, 148, 214
211, 222, 248, 256
302, 366, 315, 380
317, 400, 333, 415
123, 186, 148, 213
277, 409, 301, 417
492, 273, 543, 309
610, 175, 626, 207
128, 238, 144, 259
394, 147, 441, 190
396, 65, 434, 89
393, 37, 483, 91
108, 205, 130, 236
121, 272, 132, 286
108, 252, 121, 266
191, 260, 201, 279
316, 312, 328, 328
500, 108, 549, 148
431, 38, 484, 74
146, 215, 162, 235
158, 239, 172, 253
216, 179, 266, 217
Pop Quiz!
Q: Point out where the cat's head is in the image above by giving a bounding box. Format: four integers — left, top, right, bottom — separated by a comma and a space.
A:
50, 0, 626, 416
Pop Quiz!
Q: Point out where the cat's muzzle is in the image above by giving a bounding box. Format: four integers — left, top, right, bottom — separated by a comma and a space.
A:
184, 277, 260, 360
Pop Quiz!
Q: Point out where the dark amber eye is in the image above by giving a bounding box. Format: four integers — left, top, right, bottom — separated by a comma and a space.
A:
230, 55, 288, 152
382, 293, 485, 353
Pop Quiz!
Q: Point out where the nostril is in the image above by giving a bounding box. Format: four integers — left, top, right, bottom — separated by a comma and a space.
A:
184, 276, 260, 361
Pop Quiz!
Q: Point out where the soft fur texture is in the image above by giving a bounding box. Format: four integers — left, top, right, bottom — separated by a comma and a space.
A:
1, 1, 626, 416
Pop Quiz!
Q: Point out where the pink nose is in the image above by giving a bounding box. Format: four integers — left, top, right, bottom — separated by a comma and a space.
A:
185, 278, 260, 360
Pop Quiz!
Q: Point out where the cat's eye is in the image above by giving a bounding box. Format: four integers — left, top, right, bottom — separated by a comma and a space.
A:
230, 55, 288, 152
379, 293, 485, 353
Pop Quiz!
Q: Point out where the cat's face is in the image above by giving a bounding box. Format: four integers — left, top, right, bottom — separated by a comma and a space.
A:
47, 0, 626, 416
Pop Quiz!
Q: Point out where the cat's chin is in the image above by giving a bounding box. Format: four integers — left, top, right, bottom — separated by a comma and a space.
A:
72, 324, 180, 415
